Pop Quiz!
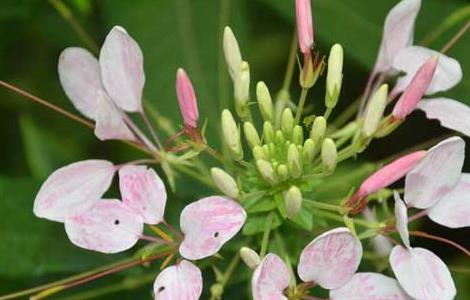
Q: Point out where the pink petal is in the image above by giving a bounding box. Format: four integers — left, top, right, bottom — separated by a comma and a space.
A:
58, 47, 102, 120
390, 246, 456, 300
394, 192, 410, 248
252, 253, 290, 300
33, 160, 116, 222
297, 227, 362, 289
418, 97, 470, 137
100, 26, 145, 112
179, 196, 246, 260
119, 165, 167, 225
429, 173, 470, 228
374, 0, 421, 73
330, 272, 411, 300
404, 136, 464, 209
176, 68, 199, 128
94, 90, 136, 141
295, 0, 314, 54
64, 199, 143, 253
393, 46, 462, 95
153, 260, 203, 300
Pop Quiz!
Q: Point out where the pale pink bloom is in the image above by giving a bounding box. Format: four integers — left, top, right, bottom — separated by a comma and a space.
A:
99, 26, 145, 113
153, 260, 203, 300
295, 0, 314, 54
179, 196, 246, 260
393, 46, 462, 95
390, 194, 456, 300
394, 192, 410, 249
176, 68, 199, 128
119, 165, 167, 225
329, 273, 411, 300
373, 0, 421, 73
33, 160, 116, 222
252, 253, 290, 300
64, 199, 143, 254
392, 55, 438, 120
298, 227, 362, 289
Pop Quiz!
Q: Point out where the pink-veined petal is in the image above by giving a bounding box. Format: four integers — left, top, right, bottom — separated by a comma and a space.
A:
390, 246, 456, 300
418, 97, 470, 137
295, 0, 314, 55
33, 160, 116, 222
176, 68, 199, 128
404, 136, 464, 209
58, 47, 102, 119
428, 173, 470, 228
252, 253, 290, 300
393, 46, 462, 95
153, 260, 203, 300
394, 191, 410, 248
64, 199, 143, 253
100, 26, 145, 112
119, 165, 167, 225
330, 272, 411, 300
297, 227, 362, 289
179, 196, 246, 260
94, 90, 136, 141
374, 0, 421, 73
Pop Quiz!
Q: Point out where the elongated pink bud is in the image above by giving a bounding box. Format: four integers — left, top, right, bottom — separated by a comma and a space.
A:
176, 68, 199, 128
392, 56, 438, 119
296, 0, 314, 54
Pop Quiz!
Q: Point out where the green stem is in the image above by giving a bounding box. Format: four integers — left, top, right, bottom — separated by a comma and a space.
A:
294, 88, 309, 124
312, 209, 381, 229
259, 212, 274, 257
274, 232, 297, 288
171, 163, 215, 188
220, 254, 240, 286
303, 199, 342, 213
330, 97, 360, 130
282, 32, 298, 91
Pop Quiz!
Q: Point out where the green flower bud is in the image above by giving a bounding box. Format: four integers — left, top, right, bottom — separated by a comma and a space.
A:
252, 145, 266, 160
223, 26, 242, 81
256, 81, 273, 122
277, 164, 289, 181
263, 121, 275, 143
325, 44, 343, 109
285, 185, 302, 219
275, 130, 285, 145
321, 138, 337, 173
210, 167, 239, 198
281, 108, 294, 136
300, 54, 326, 89
234, 61, 250, 119
310, 116, 327, 145
292, 125, 304, 145
221, 109, 243, 160
302, 138, 315, 163
287, 144, 302, 178
210, 283, 224, 299
274, 89, 290, 127
240, 246, 261, 269
362, 84, 388, 137
243, 122, 261, 148
262, 144, 272, 158
256, 159, 278, 184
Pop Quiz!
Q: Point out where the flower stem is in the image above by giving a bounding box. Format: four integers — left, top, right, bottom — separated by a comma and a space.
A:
294, 88, 309, 124
440, 18, 470, 54
410, 231, 470, 259
303, 199, 342, 213
259, 212, 274, 257
282, 32, 298, 91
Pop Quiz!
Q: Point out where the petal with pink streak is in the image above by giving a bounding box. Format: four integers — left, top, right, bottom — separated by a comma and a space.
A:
100, 26, 145, 112
153, 260, 202, 300
33, 160, 116, 222
393, 46, 462, 95
404, 136, 464, 209
297, 227, 362, 289
176, 68, 199, 128
429, 173, 470, 228
64, 199, 143, 253
390, 246, 456, 300
394, 192, 410, 248
374, 0, 421, 73
252, 253, 290, 300
330, 272, 411, 300
295, 0, 314, 54
418, 98, 470, 137
119, 165, 167, 224
179, 196, 246, 260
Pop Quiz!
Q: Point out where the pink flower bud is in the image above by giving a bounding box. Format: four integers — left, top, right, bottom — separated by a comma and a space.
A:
176, 68, 199, 128
392, 56, 438, 119
295, 0, 314, 55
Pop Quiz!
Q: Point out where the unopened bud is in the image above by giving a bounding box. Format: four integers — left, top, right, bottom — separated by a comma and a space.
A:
256, 159, 278, 184
262, 144, 272, 158
281, 108, 294, 136
263, 121, 275, 143
210, 283, 224, 299
256, 82, 273, 122
252, 145, 265, 160
211, 168, 239, 198
240, 247, 261, 269
223, 26, 242, 81
277, 164, 289, 181
321, 138, 337, 173
221, 109, 243, 160
274, 89, 290, 127
302, 138, 315, 163
285, 185, 302, 219
234, 61, 250, 119
300, 54, 325, 89
288, 144, 302, 178
325, 44, 343, 109
310, 116, 326, 145
243, 122, 261, 148
362, 84, 388, 137
292, 125, 304, 145
275, 130, 285, 145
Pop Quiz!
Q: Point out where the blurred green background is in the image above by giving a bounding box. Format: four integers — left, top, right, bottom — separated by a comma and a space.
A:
0, 0, 469, 299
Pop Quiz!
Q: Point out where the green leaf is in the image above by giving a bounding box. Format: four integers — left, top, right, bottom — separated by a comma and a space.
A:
242, 212, 282, 235
289, 207, 313, 231
244, 196, 276, 213
274, 193, 288, 219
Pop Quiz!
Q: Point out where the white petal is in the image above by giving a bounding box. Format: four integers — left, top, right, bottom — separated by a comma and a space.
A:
404, 136, 465, 209
393, 46, 462, 94
58, 47, 102, 119
33, 160, 116, 222
64, 199, 143, 253
394, 191, 410, 248
390, 246, 456, 300
374, 0, 421, 73
119, 165, 167, 224
418, 98, 470, 137
100, 26, 145, 112
429, 173, 470, 228
330, 272, 411, 300
297, 227, 362, 289
153, 260, 202, 300
252, 253, 289, 300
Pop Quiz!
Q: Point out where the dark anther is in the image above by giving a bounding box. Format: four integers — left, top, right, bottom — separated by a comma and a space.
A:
114, 219, 120, 225
158, 286, 165, 292
214, 231, 219, 238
